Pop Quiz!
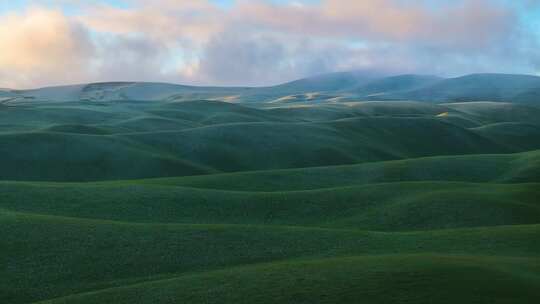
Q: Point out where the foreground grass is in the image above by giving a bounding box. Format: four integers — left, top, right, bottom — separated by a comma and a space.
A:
1, 151, 539, 303
36, 254, 540, 304
2, 210, 540, 303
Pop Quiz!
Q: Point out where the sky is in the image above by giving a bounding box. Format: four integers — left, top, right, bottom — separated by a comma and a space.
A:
0, 0, 539, 88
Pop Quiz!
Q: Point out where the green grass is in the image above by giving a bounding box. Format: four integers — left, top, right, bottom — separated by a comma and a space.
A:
1, 180, 539, 231
1, 100, 539, 181
1, 150, 540, 303
141, 150, 540, 191
1, 97, 540, 303
36, 255, 540, 304
2, 210, 539, 303
0, 116, 521, 181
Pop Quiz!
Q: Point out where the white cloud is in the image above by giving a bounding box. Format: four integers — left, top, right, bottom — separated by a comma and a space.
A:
0, 0, 537, 88
0, 7, 95, 88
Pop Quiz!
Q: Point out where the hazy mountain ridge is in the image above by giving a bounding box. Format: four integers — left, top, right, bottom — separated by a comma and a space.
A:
2, 72, 540, 104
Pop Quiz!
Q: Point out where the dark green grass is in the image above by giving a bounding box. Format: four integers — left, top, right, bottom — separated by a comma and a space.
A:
0, 116, 522, 181
36, 255, 540, 304
43, 124, 114, 135
2, 98, 540, 303
444, 102, 540, 124
473, 122, 540, 150
1, 181, 539, 231
0, 131, 215, 181
1, 100, 539, 181
1, 150, 539, 231
1, 151, 539, 302
142, 150, 540, 191
2, 210, 539, 304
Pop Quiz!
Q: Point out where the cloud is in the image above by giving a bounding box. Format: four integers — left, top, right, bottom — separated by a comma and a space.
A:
194, 32, 289, 86
93, 35, 175, 82
192, 32, 414, 86
234, 0, 516, 49
0, 5, 192, 88
180, 0, 534, 84
0, 7, 95, 88
78, 0, 222, 45
0, 0, 537, 88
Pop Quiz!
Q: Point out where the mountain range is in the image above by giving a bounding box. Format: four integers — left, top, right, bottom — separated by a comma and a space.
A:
2, 72, 540, 104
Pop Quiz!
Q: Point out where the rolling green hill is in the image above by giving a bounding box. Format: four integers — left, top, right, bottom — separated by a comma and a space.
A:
1, 78, 540, 303
2, 100, 540, 181
34, 254, 540, 304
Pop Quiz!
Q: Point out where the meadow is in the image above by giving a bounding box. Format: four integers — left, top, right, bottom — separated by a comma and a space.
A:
1, 73, 540, 303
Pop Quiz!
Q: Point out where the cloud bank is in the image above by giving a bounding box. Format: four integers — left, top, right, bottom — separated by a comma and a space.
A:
0, 0, 538, 88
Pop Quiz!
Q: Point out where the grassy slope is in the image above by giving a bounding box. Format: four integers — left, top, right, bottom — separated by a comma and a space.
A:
2, 211, 539, 304
145, 149, 540, 191
1, 151, 540, 303
1, 99, 540, 303
0, 118, 508, 181
2, 181, 540, 231
2, 100, 540, 181
37, 255, 540, 304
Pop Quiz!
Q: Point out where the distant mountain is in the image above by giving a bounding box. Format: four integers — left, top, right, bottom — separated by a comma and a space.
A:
4, 82, 250, 103
351, 74, 443, 97
511, 87, 540, 104
268, 70, 385, 93
394, 74, 540, 103
236, 70, 387, 103
263, 72, 540, 104
2, 72, 540, 104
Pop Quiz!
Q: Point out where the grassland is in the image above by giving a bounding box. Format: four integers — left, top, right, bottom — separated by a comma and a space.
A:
2, 100, 540, 181
2, 158, 540, 303
1, 80, 540, 303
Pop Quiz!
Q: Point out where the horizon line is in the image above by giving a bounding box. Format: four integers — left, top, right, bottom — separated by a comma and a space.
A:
3, 71, 540, 91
